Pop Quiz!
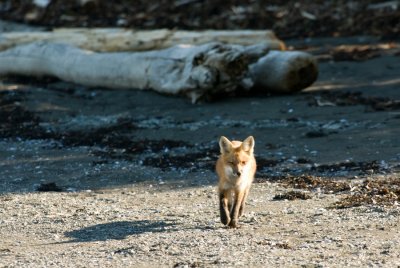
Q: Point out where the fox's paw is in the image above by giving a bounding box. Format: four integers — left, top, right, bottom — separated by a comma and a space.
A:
228, 219, 239, 228
221, 215, 231, 226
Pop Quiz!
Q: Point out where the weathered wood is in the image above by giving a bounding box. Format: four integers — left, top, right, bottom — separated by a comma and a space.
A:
0, 41, 255, 103
0, 41, 318, 102
0, 28, 285, 52
250, 50, 318, 93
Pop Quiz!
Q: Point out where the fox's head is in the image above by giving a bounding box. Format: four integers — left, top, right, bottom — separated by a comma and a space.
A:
219, 136, 255, 178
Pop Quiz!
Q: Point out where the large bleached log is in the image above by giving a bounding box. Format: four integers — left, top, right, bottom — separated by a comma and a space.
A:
0, 41, 318, 102
250, 50, 318, 93
0, 41, 255, 103
0, 28, 285, 52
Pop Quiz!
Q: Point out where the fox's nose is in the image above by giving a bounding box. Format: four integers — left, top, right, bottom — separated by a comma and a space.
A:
234, 171, 241, 177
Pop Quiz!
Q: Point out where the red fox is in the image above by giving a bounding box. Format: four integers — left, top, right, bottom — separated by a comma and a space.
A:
216, 136, 256, 228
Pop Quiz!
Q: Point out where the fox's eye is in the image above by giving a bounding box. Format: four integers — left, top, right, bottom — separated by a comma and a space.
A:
229, 161, 235, 165
241, 161, 246, 165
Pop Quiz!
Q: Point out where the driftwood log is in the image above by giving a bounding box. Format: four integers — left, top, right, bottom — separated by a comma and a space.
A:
250, 50, 318, 93
0, 29, 318, 102
0, 28, 285, 52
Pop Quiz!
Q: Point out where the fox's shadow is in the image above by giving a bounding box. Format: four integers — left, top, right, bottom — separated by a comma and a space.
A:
64, 220, 178, 242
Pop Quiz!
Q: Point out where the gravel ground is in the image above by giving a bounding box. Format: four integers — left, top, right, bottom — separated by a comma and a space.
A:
1, 180, 400, 267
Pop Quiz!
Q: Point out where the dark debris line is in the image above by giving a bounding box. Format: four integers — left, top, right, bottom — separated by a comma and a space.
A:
273, 191, 312, 201
0, 90, 43, 139
307, 91, 400, 111
1, 89, 399, 207
331, 178, 400, 209
258, 174, 400, 208
1, 88, 395, 178
0, 1, 399, 39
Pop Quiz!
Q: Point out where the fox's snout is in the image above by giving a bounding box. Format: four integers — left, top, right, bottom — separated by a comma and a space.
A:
234, 170, 241, 177
232, 167, 242, 177
228, 164, 242, 178
224, 164, 242, 178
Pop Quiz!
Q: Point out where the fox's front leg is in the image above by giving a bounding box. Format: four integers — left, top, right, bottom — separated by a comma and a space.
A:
219, 190, 231, 226
229, 189, 246, 228
239, 186, 250, 218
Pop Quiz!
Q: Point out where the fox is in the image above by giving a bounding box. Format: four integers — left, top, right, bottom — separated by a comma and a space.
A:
216, 136, 256, 228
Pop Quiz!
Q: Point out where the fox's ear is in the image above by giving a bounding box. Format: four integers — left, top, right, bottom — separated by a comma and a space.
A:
242, 136, 255, 154
219, 136, 232, 154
